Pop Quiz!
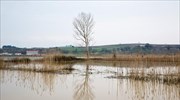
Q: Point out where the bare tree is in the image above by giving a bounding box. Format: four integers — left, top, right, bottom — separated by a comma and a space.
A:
73, 12, 94, 59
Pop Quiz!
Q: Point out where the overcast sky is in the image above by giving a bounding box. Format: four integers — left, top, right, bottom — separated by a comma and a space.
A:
1, 1, 179, 48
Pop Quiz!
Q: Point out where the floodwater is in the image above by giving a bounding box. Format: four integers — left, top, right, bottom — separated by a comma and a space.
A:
1, 61, 180, 100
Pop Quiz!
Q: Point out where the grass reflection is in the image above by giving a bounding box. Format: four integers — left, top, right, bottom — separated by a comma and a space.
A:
115, 78, 180, 100
0, 62, 74, 95
109, 62, 180, 85
0, 61, 179, 100
0, 61, 75, 74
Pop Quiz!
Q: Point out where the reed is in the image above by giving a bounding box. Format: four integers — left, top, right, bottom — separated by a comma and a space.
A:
90, 54, 180, 62
128, 75, 179, 85
0, 62, 75, 74
0, 59, 4, 68
112, 66, 180, 85
43, 54, 82, 63
6, 58, 31, 63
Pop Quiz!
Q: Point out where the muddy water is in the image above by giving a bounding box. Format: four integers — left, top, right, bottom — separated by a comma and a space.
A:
0, 61, 179, 100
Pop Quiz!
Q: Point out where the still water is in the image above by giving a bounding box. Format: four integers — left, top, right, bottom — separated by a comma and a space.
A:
1, 61, 180, 100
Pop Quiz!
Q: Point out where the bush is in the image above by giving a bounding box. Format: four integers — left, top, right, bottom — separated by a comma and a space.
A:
10, 58, 31, 63
44, 55, 80, 63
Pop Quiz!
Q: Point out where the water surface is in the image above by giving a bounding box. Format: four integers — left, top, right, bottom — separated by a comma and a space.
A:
1, 61, 179, 100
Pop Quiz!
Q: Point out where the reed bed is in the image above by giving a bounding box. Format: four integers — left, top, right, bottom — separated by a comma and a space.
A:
2, 54, 180, 63
0, 55, 78, 73
0, 59, 4, 68
0, 62, 75, 74
115, 74, 180, 85
5, 58, 31, 63
43, 55, 82, 63
110, 66, 180, 85
1, 54, 180, 85
90, 54, 180, 63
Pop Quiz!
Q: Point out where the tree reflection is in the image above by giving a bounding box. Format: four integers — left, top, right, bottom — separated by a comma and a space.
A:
74, 63, 94, 100
0, 62, 74, 95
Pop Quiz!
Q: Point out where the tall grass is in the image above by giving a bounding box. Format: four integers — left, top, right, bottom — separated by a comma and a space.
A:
0, 62, 75, 74
7, 58, 31, 63
43, 54, 82, 63
90, 54, 180, 63
1, 54, 179, 85
0, 59, 4, 68
112, 66, 180, 85
0, 55, 78, 73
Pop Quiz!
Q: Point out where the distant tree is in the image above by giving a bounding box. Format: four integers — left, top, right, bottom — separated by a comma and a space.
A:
166, 45, 170, 51
91, 49, 97, 54
121, 46, 130, 52
0, 48, 3, 53
112, 48, 117, 59
116, 48, 120, 52
145, 43, 152, 49
72, 48, 78, 54
101, 48, 111, 54
62, 50, 69, 54
73, 12, 95, 59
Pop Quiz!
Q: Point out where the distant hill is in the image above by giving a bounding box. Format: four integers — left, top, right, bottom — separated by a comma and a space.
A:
59, 43, 180, 55
1, 43, 180, 55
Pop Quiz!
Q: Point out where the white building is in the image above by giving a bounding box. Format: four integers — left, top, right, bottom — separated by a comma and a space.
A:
0, 52, 12, 55
15, 53, 22, 55
26, 50, 39, 55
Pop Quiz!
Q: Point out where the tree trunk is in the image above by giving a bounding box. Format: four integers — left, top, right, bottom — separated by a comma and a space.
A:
86, 45, 89, 60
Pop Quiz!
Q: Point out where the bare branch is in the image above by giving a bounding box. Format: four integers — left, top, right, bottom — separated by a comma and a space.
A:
73, 12, 95, 59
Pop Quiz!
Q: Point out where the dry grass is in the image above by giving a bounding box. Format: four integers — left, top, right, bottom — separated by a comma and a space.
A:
0, 59, 4, 68
1, 54, 179, 85
0, 55, 78, 73
0, 62, 75, 74
109, 65, 180, 85
90, 54, 180, 63
115, 74, 180, 85
6, 58, 31, 63
43, 54, 82, 63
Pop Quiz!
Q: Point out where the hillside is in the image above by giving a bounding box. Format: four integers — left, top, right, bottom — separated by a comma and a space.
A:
1, 43, 180, 55
59, 43, 180, 55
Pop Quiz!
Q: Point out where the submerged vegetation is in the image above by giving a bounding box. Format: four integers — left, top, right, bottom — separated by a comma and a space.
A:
110, 73, 180, 85
0, 55, 77, 73
0, 62, 75, 74
0, 54, 180, 85
107, 63, 180, 85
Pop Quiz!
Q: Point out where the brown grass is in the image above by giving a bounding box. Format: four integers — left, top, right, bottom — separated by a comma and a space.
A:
114, 74, 180, 85
43, 54, 83, 63
6, 58, 31, 63
1, 54, 179, 85
0, 62, 75, 74
0, 59, 4, 68
90, 54, 180, 63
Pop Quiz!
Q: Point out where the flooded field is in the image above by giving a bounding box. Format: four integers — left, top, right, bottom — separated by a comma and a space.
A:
0, 61, 180, 100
